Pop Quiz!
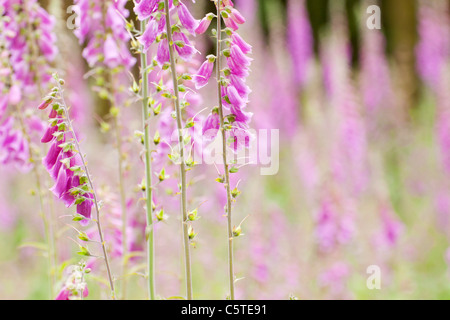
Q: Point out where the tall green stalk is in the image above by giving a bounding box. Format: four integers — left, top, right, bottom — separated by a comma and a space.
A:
108, 70, 129, 300
216, 2, 235, 300
16, 106, 56, 299
115, 116, 129, 300
140, 20, 156, 300
163, 0, 193, 300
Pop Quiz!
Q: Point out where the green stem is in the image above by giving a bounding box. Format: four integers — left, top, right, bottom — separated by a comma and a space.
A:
140, 20, 156, 301
115, 116, 129, 300
109, 70, 129, 300
16, 105, 56, 299
216, 2, 235, 300
163, 0, 193, 300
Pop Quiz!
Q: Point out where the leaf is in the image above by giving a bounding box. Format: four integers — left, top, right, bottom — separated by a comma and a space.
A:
166, 296, 186, 300
127, 263, 147, 276
72, 215, 86, 222
123, 251, 145, 265
77, 246, 91, 257
78, 233, 89, 242
229, 167, 239, 173
19, 242, 48, 252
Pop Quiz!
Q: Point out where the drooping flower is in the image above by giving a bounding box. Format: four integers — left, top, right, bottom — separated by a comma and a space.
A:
177, 1, 199, 35
156, 38, 170, 66
192, 56, 215, 89
195, 15, 213, 34
134, 0, 159, 21
173, 32, 198, 61
231, 33, 252, 55
202, 109, 220, 141
138, 17, 161, 51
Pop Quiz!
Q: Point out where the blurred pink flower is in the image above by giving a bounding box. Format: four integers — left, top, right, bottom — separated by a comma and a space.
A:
372, 204, 404, 249
416, 0, 450, 91
318, 262, 350, 297
192, 58, 215, 89
287, 0, 313, 89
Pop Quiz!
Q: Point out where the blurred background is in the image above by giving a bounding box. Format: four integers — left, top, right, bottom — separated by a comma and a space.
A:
1, 0, 450, 300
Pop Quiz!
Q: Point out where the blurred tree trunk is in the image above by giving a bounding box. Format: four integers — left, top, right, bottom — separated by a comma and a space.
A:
383, 0, 418, 117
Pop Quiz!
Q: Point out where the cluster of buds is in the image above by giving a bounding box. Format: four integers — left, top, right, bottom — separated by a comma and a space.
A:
186, 207, 200, 241
55, 261, 90, 300
38, 76, 94, 224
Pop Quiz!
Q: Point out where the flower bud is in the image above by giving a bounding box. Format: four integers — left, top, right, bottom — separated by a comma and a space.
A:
188, 225, 197, 240
232, 225, 242, 237
38, 97, 53, 110
188, 209, 200, 221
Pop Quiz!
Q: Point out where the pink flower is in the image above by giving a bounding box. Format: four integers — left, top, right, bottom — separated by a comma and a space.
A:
56, 263, 89, 300
156, 38, 170, 66
195, 16, 212, 34
50, 164, 69, 198
416, 1, 450, 91
103, 35, 121, 68
8, 84, 21, 105
229, 74, 251, 100
134, 0, 158, 21
75, 0, 136, 70
287, 0, 313, 88
192, 58, 214, 89
202, 110, 220, 141
222, 0, 235, 7
38, 92, 94, 225
315, 196, 355, 252
226, 85, 246, 109
43, 139, 63, 171
372, 205, 403, 249
138, 17, 160, 52
0, 117, 31, 172
177, 2, 199, 35
228, 121, 253, 152
229, 8, 245, 24
318, 262, 350, 297
173, 32, 198, 61
229, 44, 253, 68
2, 0, 57, 97
231, 33, 252, 54
224, 17, 239, 31
77, 193, 94, 224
